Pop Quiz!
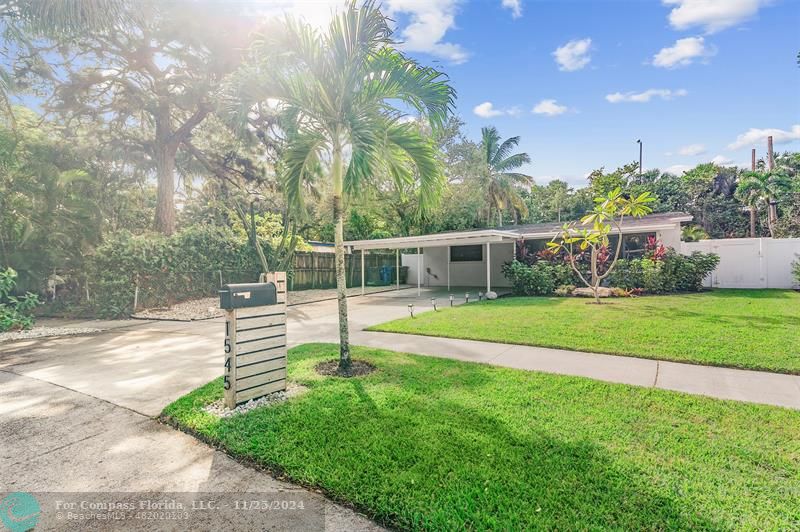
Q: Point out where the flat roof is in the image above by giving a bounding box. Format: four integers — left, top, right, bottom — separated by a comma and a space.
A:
346, 211, 692, 250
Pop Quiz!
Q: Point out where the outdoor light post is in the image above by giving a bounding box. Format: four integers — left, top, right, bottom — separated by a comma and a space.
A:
431, 298, 437, 311
465, 292, 470, 304
408, 303, 414, 318
449, 294, 454, 307
636, 139, 643, 180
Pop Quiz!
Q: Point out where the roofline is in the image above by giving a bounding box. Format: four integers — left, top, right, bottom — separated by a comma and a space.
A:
346, 229, 519, 250
346, 214, 693, 250
519, 221, 693, 239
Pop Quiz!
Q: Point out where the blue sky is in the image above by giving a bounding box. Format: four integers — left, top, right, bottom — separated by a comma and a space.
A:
369, 0, 800, 186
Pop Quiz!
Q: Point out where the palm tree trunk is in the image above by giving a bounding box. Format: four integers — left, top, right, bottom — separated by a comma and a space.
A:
331, 143, 351, 373
750, 207, 757, 238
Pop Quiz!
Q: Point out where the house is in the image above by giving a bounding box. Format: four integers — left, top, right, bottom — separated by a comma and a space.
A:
345, 212, 692, 292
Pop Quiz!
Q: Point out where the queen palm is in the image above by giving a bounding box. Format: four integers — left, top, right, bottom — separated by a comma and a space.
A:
735, 170, 792, 237
479, 127, 533, 226
225, 3, 454, 374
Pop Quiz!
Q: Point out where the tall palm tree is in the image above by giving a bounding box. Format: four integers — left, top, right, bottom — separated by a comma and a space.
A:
735, 170, 792, 237
479, 127, 533, 226
224, 3, 454, 374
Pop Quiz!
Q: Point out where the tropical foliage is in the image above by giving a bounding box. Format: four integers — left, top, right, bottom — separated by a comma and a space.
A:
221, 3, 454, 373
548, 188, 656, 303
0, 267, 38, 331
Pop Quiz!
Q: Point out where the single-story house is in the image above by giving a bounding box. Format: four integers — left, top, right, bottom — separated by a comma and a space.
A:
345, 211, 692, 293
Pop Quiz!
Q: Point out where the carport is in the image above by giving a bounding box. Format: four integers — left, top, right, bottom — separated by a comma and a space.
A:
345, 229, 519, 296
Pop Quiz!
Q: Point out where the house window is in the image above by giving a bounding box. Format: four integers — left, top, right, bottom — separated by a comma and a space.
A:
622, 233, 655, 258
450, 244, 483, 262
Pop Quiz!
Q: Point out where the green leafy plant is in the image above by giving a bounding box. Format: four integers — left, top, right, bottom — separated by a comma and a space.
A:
791, 257, 800, 287
608, 250, 719, 293
501, 260, 556, 296
0, 267, 39, 331
548, 187, 656, 303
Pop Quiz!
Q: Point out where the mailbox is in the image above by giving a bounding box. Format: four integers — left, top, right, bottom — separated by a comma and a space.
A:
219, 282, 277, 309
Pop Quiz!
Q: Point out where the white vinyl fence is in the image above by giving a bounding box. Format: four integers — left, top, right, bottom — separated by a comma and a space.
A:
682, 238, 800, 289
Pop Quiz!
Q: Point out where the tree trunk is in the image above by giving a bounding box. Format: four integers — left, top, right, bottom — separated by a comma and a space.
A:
332, 144, 351, 373
750, 207, 757, 238
154, 143, 178, 235
497, 208, 503, 227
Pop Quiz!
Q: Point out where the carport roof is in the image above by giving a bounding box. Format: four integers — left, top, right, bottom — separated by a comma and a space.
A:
345, 211, 692, 250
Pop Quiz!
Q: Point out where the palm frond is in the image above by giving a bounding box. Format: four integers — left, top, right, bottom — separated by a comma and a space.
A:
490, 136, 521, 167
494, 153, 532, 173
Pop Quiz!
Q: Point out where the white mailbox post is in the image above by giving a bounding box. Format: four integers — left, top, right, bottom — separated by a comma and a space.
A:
220, 272, 288, 409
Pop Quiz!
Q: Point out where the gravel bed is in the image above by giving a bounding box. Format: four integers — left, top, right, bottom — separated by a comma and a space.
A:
204, 383, 309, 418
0, 326, 102, 342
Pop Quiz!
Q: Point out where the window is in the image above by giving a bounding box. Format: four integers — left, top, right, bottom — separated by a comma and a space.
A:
450, 244, 483, 262
622, 233, 655, 258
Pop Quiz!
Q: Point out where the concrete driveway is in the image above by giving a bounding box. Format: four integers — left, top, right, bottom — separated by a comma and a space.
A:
0, 287, 451, 531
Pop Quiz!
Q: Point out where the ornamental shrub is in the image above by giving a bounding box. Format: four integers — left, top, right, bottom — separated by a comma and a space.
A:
0, 267, 39, 331
501, 260, 556, 296
88, 226, 263, 317
607, 249, 718, 293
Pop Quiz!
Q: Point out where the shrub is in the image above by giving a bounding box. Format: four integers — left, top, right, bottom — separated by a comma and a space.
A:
88, 226, 263, 318
792, 258, 800, 286
501, 260, 556, 296
0, 268, 39, 331
607, 249, 719, 294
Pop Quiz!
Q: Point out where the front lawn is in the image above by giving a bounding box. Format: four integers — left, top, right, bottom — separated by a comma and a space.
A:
163, 344, 800, 530
370, 289, 800, 374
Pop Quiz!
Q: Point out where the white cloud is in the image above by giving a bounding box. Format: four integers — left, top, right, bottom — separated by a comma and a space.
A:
532, 99, 569, 116
252, 1, 469, 63
385, 0, 469, 64
678, 143, 706, 156
501, 0, 522, 18
710, 155, 733, 166
473, 101, 521, 118
652, 36, 716, 68
553, 38, 592, 71
605, 88, 688, 103
663, 0, 770, 33
727, 125, 800, 150
664, 164, 692, 175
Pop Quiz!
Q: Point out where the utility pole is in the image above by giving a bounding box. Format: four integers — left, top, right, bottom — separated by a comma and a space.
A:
767, 135, 774, 170
636, 139, 642, 181
749, 147, 757, 237
767, 135, 777, 233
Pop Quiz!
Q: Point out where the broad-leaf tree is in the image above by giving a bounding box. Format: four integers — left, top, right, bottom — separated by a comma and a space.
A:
21, 2, 251, 234
224, 3, 454, 374
479, 126, 533, 226
548, 188, 655, 304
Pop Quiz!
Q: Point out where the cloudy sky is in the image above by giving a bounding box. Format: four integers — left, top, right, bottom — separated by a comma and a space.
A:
275, 0, 799, 187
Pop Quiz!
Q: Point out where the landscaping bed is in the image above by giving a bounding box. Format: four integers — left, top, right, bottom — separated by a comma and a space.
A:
162, 343, 800, 530
369, 289, 800, 374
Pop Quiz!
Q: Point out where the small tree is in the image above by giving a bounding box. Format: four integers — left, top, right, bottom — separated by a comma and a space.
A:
547, 188, 655, 304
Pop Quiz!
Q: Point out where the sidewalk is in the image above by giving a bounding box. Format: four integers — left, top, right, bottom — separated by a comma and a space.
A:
350, 330, 800, 410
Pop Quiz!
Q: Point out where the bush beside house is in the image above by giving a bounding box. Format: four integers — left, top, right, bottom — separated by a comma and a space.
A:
503, 242, 719, 297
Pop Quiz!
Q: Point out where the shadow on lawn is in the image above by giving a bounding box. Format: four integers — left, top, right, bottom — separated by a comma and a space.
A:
220, 348, 727, 530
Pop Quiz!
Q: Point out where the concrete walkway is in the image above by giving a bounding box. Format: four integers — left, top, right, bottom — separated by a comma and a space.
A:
288, 287, 800, 410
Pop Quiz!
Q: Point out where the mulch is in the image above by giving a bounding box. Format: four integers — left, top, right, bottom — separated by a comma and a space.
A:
315, 359, 377, 378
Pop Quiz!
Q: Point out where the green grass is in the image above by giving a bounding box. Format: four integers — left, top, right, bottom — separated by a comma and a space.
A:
370, 289, 800, 374
163, 343, 800, 530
